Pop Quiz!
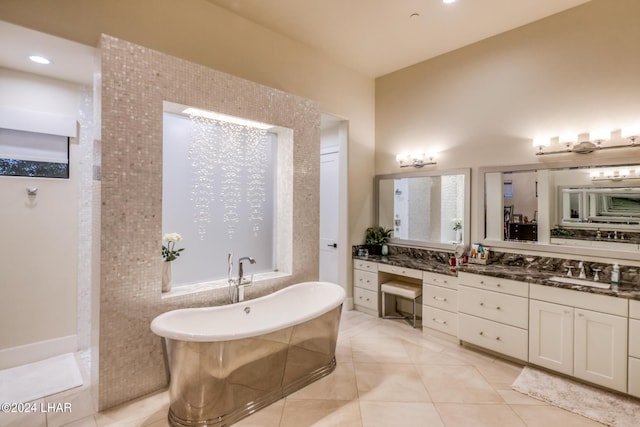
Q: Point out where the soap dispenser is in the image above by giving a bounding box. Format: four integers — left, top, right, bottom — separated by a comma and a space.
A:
611, 263, 621, 289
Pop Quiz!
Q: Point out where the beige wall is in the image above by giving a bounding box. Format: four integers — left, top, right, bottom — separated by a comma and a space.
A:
0, 68, 80, 350
0, 0, 376, 268
376, 0, 640, 245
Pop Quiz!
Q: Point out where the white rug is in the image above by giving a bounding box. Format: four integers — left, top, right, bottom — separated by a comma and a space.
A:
512, 366, 640, 427
0, 353, 83, 404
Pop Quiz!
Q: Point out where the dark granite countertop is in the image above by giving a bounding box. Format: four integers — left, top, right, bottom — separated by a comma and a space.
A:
457, 263, 640, 300
353, 248, 640, 301
354, 254, 456, 277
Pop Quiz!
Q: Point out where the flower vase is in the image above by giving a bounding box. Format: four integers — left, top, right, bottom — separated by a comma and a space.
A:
456, 229, 463, 243
162, 261, 172, 293
381, 244, 389, 256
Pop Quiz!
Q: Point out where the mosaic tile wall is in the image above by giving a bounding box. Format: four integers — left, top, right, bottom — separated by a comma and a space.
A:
99, 35, 321, 410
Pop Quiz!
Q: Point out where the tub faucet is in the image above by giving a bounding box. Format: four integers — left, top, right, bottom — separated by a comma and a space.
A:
228, 253, 256, 303
238, 256, 256, 286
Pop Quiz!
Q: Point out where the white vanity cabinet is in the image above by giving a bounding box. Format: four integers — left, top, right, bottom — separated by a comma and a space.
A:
529, 284, 628, 393
457, 272, 529, 361
353, 260, 379, 316
628, 300, 640, 398
422, 271, 458, 338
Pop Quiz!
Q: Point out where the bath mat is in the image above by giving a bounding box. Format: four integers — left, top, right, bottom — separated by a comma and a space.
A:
0, 353, 83, 404
512, 366, 640, 426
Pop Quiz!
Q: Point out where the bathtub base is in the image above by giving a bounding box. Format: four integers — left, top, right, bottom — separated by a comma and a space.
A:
167, 357, 336, 427
164, 305, 342, 427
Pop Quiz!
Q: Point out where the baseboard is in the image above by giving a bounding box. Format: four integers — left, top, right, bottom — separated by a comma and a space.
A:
0, 335, 77, 370
344, 297, 354, 311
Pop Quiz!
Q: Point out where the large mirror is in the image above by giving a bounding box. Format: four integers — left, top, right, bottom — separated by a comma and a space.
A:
480, 161, 640, 260
375, 168, 471, 249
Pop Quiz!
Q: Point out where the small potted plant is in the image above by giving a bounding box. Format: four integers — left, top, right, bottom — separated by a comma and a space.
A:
162, 232, 185, 292
364, 226, 393, 256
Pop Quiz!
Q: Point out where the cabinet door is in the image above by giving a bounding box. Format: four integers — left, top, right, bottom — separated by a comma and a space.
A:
529, 300, 574, 376
574, 308, 628, 393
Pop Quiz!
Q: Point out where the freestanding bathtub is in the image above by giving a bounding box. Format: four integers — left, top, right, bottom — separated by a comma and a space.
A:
151, 281, 346, 427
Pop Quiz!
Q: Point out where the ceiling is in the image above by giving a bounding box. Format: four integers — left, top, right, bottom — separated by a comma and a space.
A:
0, 0, 591, 86
206, 0, 591, 77
0, 21, 95, 85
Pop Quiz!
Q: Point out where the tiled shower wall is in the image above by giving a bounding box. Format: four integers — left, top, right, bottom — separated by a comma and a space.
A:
99, 35, 321, 410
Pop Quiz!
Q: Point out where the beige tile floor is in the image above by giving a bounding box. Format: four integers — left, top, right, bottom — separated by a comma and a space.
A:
57, 310, 605, 426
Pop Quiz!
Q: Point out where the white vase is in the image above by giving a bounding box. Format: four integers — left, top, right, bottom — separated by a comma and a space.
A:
162, 261, 172, 293
456, 229, 462, 243
381, 244, 389, 256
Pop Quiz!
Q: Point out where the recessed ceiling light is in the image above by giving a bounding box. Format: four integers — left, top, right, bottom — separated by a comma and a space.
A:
443, 0, 457, 4
29, 55, 51, 65
410, 12, 420, 19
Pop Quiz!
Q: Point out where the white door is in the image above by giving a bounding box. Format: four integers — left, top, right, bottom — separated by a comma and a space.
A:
529, 300, 574, 376
574, 308, 628, 392
319, 150, 339, 283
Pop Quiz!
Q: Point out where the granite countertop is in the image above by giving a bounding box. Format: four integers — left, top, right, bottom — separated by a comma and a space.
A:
353, 252, 640, 300
354, 254, 456, 277
457, 263, 640, 300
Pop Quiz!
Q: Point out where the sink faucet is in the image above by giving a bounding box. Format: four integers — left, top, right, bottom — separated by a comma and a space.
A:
578, 261, 586, 279
227, 253, 256, 303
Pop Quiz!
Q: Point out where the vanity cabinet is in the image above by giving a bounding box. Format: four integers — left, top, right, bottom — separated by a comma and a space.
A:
422, 271, 458, 338
353, 260, 379, 316
628, 300, 640, 398
457, 272, 529, 361
529, 284, 628, 393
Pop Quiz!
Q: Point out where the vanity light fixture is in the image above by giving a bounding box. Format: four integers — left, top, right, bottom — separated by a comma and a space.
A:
182, 107, 272, 130
396, 152, 437, 168
534, 128, 639, 156
590, 168, 640, 182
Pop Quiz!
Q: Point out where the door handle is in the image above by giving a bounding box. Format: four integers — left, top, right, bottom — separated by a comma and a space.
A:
327, 243, 337, 248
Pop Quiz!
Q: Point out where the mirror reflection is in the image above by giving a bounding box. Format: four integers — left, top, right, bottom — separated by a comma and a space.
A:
483, 163, 640, 256
376, 169, 469, 248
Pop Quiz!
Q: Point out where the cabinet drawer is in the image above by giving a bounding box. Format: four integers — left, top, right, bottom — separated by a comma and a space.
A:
423, 306, 458, 337
354, 269, 378, 292
424, 285, 458, 312
458, 272, 528, 297
629, 357, 640, 398
458, 313, 528, 361
423, 272, 456, 290
354, 260, 378, 272
459, 285, 528, 329
354, 287, 378, 312
630, 319, 640, 358
631, 300, 640, 320
378, 264, 422, 279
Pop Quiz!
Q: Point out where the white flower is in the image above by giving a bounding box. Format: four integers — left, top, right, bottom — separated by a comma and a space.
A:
163, 232, 182, 243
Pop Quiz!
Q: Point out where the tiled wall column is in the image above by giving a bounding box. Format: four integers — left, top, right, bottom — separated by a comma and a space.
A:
99, 35, 320, 410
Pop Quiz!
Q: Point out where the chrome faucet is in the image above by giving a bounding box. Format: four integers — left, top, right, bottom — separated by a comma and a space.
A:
227, 252, 256, 303
578, 261, 586, 279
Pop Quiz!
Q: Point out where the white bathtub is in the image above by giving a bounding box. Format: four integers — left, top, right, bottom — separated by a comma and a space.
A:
151, 281, 345, 427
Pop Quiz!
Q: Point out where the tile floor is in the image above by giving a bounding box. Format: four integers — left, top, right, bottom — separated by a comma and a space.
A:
3, 309, 606, 427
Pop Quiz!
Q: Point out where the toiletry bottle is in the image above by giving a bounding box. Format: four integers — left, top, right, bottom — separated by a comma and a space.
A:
611, 263, 621, 289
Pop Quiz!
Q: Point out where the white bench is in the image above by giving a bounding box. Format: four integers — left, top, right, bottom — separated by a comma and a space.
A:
381, 280, 422, 328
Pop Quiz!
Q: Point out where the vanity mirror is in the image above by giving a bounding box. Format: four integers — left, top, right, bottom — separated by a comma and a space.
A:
375, 168, 470, 249
480, 160, 640, 260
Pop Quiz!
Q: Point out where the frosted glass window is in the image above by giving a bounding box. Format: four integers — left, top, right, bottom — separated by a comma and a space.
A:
162, 112, 277, 286
0, 128, 69, 178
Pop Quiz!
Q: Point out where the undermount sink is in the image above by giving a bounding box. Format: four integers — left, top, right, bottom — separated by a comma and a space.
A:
549, 276, 611, 289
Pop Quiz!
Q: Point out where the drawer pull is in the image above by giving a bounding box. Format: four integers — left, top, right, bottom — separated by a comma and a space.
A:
432, 318, 447, 325
479, 302, 501, 310
433, 296, 447, 302
479, 331, 501, 341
